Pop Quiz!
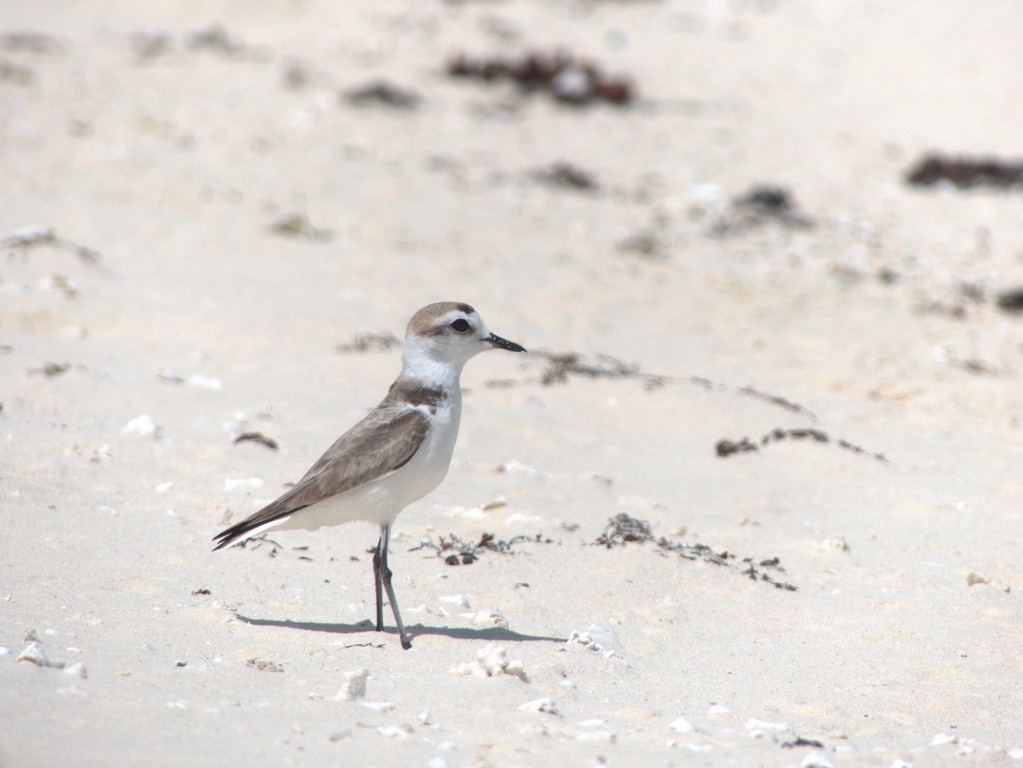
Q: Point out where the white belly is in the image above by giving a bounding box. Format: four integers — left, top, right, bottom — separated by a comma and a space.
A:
268, 401, 461, 533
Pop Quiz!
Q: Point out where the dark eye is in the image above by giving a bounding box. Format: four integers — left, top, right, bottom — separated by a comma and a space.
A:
450, 318, 471, 333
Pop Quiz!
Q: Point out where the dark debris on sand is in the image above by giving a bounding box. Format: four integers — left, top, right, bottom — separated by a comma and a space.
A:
233, 431, 280, 450
335, 333, 402, 353
593, 513, 798, 591
492, 350, 819, 423
411, 532, 554, 565
447, 50, 635, 107
532, 161, 599, 192
995, 287, 1023, 315
533, 350, 648, 386
905, 153, 1023, 190
710, 184, 815, 236
343, 80, 422, 110
1, 226, 103, 266
267, 212, 333, 241
716, 427, 887, 463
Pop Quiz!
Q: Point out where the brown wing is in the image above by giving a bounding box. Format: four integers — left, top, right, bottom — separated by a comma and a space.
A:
212, 401, 428, 549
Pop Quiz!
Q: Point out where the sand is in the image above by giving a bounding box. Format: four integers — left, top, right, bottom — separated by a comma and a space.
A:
2, 1, 1022, 765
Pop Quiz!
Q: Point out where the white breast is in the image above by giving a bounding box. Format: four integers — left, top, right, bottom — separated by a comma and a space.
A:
270, 397, 463, 533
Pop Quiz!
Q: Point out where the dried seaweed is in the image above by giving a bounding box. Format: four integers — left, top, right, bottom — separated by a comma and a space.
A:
905, 154, 1023, 190
447, 50, 635, 107
233, 431, 279, 450
491, 349, 818, 422
2, 226, 103, 266
995, 287, 1023, 314
782, 736, 825, 749
335, 333, 402, 353
534, 350, 651, 386
710, 184, 814, 236
234, 534, 312, 559
532, 162, 599, 192
716, 427, 887, 463
343, 80, 421, 109
267, 212, 333, 241
410, 532, 553, 565
593, 513, 798, 591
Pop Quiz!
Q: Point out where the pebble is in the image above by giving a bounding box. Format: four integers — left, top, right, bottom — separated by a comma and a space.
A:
802, 751, 835, 768
376, 724, 411, 739
497, 460, 546, 478
745, 717, 790, 740
63, 662, 88, 679
439, 594, 470, 609
120, 414, 159, 438
224, 477, 264, 491
505, 513, 542, 525
668, 716, 697, 733
186, 373, 223, 391
576, 730, 615, 743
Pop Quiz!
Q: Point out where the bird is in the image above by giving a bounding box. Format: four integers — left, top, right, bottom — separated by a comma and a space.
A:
213, 302, 526, 649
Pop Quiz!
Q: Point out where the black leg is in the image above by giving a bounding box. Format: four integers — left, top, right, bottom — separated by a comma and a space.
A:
377, 523, 412, 650
372, 529, 385, 631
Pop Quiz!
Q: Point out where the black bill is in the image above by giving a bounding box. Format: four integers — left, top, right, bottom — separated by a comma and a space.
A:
485, 333, 526, 353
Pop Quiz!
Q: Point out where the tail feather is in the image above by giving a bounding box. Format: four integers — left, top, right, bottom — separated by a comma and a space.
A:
211, 505, 307, 551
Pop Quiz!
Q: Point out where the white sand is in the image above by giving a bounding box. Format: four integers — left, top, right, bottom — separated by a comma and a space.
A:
2, 1, 1022, 765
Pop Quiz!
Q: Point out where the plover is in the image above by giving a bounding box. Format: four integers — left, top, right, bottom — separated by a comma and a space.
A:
213, 302, 526, 649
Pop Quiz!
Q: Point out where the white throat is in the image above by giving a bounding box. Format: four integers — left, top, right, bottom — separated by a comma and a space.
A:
399, 336, 469, 391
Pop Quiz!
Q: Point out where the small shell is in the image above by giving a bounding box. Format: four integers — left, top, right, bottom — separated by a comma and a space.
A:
448, 644, 527, 682
469, 609, 509, 629
518, 697, 561, 716
801, 751, 835, 768
335, 668, 369, 701
186, 374, 223, 391
820, 536, 851, 553
63, 662, 88, 679
375, 725, 410, 739
16, 641, 62, 669
360, 701, 394, 712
